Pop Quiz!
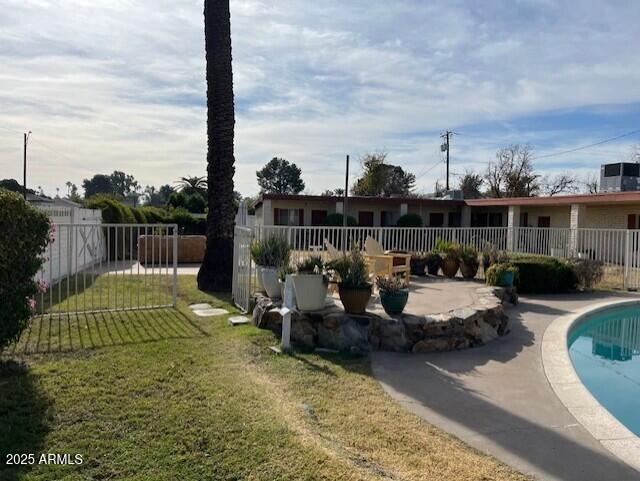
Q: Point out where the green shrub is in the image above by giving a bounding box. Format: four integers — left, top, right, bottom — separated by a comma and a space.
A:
508, 255, 578, 293
85, 196, 135, 260
250, 236, 291, 267
185, 193, 206, 214
327, 245, 370, 288
167, 191, 187, 210
138, 206, 168, 224
567, 258, 604, 290
485, 263, 518, 287
131, 208, 148, 224
167, 209, 206, 235
434, 239, 461, 261
396, 213, 423, 227
85, 195, 128, 223
322, 213, 358, 226
0, 190, 51, 352
296, 256, 324, 274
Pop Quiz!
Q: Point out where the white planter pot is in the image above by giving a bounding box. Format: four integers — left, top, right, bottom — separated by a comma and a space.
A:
291, 274, 328, 311
279, 275, 297, 308
255, 265, 266, 293
261, 267, 281, 299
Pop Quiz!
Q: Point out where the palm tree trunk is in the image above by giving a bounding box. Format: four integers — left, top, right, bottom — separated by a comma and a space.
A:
198, 0, 236, 292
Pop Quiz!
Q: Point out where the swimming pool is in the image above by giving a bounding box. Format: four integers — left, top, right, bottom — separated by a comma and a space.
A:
568, 303, 640, 437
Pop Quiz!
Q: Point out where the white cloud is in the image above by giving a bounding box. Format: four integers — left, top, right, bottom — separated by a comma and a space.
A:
0, 0, 639, 197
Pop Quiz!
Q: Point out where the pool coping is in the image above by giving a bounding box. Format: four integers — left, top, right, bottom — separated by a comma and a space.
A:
541, 298, 640, 472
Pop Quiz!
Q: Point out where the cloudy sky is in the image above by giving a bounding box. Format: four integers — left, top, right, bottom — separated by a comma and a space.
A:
1, 0, 640, 198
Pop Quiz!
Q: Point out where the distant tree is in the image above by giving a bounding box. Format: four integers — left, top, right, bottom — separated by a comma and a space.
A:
541, 173, 578, 196
185, 193, 206, 214
484, 144, 539, 198
110, 171, 139, 198
0, 178, 35, 195
176, 176, 208, 197
257, 157, 305, 194
458, 171, 484, 199
82, 174, 113, 198
64, 182, 82, 203
583, 174, 599, 194
351, 152, 415, 197
144, 184, 175, 206
320, 188, 345, 197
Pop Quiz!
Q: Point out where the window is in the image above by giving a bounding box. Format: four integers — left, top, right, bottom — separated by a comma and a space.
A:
429, 213, 444, 227
623, 163, 640, 177
604, 163, 621, 177
358, 211, 374, 227
274, 208, 303, 226
448, 212, 461, 227
472, 213, 488, 227
628, 214, 637, 230
311, 210, 327, 226
488, 213, 503, 227
538, 216, 551, 228
381, 211, 394, 227
520, 212, 529, 227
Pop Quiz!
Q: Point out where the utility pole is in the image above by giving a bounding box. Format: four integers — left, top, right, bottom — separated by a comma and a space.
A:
23, 131, 32, 200
343, 155, 350, 228
440, 130, 452, 191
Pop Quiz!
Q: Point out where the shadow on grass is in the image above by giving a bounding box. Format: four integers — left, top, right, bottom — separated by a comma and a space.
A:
10, 309, 209, 355
0, 361, 51, 481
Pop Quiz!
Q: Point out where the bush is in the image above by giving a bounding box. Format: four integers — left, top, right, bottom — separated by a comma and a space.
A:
567, 258, 604, 290
138, 206, 168, 224
396, 213, 423, 227
85, 195, 131, 223
0, 190, 51, 352
185, 193, 206, 214
508, 255, 578, 293
327, 246, 370, 288
323, 213, 358, 227
167, 209, 206, 235
485, 263, 518, 287
131, 208, 148, 224
250, 236, 291, 267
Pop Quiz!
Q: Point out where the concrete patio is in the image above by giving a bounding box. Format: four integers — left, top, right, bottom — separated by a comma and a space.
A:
372, 292, 640, 481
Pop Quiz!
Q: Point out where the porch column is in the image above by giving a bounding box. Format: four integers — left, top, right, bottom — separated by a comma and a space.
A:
507, 205, 520, 251
336, 201, 344, 214
400, 203, 408, 217
461, 206, 471, 227
570, 204, 586, 256
263, 199, 273, 226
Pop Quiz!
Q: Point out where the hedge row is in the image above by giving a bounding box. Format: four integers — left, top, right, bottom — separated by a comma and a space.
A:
85, 196, 206, 235
508, 255, 578, 294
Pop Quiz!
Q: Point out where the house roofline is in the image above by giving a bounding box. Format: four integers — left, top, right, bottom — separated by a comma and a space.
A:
465, 191, 640, 207
253, 193, 465, 209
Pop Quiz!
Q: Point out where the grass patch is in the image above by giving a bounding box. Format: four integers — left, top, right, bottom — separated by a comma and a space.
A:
1, 275, 529, 480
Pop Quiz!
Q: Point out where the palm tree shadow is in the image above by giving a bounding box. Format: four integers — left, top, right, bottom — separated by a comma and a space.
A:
0, 361, 51, 481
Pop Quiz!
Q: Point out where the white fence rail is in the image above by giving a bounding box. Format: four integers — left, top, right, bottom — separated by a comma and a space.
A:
232, 225, 640, 311
36, 224, 178, 316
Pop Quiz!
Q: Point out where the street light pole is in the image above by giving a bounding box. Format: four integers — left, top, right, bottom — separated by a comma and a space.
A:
23, 131, 32, 200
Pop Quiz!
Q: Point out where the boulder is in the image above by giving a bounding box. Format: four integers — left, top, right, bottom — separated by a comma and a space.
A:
379, 319, 409, 352
402, 315, 426, 344
291, 317, 317, 348
412, 337, 457, 353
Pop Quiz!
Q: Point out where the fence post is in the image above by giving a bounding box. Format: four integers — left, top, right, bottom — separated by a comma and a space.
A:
624, 230, 631, 291
172, 224, 178, 307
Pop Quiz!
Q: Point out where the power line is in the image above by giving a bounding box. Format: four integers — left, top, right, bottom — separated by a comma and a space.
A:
532, 129, 640, 160
413, 157, 445, 181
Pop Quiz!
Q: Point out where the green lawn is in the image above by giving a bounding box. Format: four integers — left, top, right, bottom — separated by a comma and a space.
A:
1, 275, 529, 481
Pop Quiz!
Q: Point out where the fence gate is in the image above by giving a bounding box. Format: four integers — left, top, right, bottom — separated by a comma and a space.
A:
35, 223, 178, 316
232, 226, 255, 313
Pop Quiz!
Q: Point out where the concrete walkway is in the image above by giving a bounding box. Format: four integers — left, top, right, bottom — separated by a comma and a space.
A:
372, 292, 640, 481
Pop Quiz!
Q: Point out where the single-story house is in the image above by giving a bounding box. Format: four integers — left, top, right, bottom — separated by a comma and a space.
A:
253, 191, 640, 231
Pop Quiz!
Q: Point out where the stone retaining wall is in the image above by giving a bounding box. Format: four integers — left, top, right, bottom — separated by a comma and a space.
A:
252, 286, 517, 354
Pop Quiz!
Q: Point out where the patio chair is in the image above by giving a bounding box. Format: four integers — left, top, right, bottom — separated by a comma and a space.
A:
363, 236, 411, 283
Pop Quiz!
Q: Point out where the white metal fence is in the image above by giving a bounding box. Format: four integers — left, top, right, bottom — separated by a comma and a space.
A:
36, 224, 178, 316
232, 225, 640, 312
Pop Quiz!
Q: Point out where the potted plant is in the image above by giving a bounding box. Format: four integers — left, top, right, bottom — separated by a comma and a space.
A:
410, 254, 427, 276
425, 251, 442, 276
250, 236, 291, 299
376, 275, 409, 316
327, 247, 372, 314
459, 244, 480, 279
291, 256, 328, 311
435, 240, 461, 278
485, 263, 519, 287
482, 243, 509, 272
278, 265, 296, 302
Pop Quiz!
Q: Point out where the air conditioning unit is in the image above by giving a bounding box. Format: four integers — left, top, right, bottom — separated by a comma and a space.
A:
600, 162, 640, 192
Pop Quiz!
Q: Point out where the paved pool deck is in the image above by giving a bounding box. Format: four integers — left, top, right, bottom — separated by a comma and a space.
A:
372, 291, 640, 481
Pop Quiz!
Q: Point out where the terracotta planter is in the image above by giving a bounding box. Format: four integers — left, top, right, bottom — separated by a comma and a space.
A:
426, 256, 442, 276
460, 260, 479, 279
442, 258, 460, 278
338, 284, 372, 314
291, 274, 328, 311
380, 288, 409, 316
261, 267, 281, 299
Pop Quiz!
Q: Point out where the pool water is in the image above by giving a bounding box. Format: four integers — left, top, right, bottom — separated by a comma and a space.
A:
568, 304, 640, 436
